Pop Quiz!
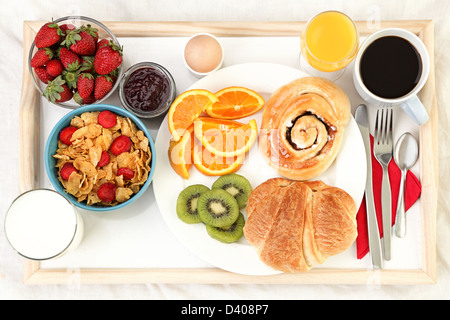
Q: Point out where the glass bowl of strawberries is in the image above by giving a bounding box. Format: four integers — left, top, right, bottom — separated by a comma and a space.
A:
28, 16, 124, 109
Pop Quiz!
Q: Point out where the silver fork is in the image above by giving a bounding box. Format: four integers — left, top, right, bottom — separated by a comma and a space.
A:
373, 108, 393, 261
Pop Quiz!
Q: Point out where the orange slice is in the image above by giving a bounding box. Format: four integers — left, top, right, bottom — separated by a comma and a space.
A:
168, 124, 194, 179
168, 89, 219, 141
206, 86, 265, 119
194, 117, 258, 157
192, 142, 245, 176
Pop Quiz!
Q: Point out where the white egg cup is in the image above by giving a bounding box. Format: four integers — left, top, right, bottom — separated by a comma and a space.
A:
183, 33, 224, 78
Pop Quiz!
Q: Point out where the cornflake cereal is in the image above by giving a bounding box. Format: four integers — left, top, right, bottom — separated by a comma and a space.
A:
53, 111, 152, 206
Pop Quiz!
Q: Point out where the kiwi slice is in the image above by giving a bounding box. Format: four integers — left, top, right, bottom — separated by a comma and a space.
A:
197, 189, 239, 227
211, 173, 252, 209
176, 184, 210, 224
206, 213, 245, 243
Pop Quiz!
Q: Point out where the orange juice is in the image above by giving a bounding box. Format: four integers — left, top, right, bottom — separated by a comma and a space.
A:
301, 11, 359, 72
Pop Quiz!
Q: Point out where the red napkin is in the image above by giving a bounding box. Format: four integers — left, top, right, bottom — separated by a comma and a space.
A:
356, 135, 422, 259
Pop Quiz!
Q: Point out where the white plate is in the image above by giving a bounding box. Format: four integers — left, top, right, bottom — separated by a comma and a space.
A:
153, 62, 366, 275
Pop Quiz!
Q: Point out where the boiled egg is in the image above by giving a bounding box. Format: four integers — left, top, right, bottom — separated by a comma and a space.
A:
184, 33, 223, 75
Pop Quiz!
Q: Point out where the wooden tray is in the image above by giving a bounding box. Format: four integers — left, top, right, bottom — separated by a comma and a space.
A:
19, 20, 438, 284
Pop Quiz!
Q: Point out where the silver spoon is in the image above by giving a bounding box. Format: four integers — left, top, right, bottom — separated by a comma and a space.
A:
394, 132, 419, 238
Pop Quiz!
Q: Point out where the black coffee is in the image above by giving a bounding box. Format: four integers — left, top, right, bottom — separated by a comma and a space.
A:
360, 36, 422, 99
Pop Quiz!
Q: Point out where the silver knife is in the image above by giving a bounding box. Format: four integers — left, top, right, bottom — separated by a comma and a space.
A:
355, 104, 384, 269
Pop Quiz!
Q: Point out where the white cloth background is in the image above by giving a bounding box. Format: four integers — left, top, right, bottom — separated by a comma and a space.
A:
1, 0, 449, 299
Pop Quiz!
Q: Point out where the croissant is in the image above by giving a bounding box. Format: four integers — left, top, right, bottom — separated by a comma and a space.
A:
259, 77, 351, 181
243, 178, 357, 273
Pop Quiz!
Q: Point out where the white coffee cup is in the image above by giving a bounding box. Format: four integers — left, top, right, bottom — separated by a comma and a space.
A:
353, 28, 430, 125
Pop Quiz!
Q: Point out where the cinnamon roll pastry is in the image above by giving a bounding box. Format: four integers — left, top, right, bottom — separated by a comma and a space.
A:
260, 77, 351, 180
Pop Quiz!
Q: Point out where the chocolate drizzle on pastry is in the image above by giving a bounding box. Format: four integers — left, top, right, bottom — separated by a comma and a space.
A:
285, 111, 337, 153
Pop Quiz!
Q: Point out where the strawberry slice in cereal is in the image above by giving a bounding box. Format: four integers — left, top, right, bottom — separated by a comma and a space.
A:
110, 135, 131, 155
59, 126, 78, 145
97, 182, 116, 203
97, 151, 110, 167
117, 167, 134, 180
60, 162, 78, 180
98, 110, 117, 128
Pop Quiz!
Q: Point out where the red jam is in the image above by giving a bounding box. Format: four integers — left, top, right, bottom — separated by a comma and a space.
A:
123, 67, 171, 112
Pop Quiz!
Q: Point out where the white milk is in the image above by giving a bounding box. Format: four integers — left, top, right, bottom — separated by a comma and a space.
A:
5, 189, 84, 260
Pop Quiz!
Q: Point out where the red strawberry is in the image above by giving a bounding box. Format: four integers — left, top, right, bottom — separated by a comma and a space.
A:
46, 59, 64, 77
82, 93, 96, 104
35, 22, 62, 48
63, 30, 96, 56
96, 39, 109, 50
117, 167, 134, 180
81, 24, 99, 43
110, 135, 132, 155
94, 75, 113, 100
59, 47, 81, 71
61, 69, 80, 89
59, 126, 78, 145
77, 73, 94, 99
80, 55, 94, 73
97, 182, 116, 203
60, 162, 78, 180
59, 24, 75, 36
94, 42, 123, 75
56, 84, 74, 103
97, 151, 110, 167
43, 76, 73, 103
97, 110, 117, 128
73, 91, 96, 105
30, 48, 54, 67
34, 66, 54, 84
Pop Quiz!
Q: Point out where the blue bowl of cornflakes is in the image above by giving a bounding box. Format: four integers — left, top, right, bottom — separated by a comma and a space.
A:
45, 104, 156, 211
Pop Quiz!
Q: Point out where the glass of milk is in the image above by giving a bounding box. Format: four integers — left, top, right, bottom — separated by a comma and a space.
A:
4, 189, 84, 260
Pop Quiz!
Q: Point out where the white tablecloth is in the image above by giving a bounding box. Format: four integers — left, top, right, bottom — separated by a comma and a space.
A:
1, 0, 449, 300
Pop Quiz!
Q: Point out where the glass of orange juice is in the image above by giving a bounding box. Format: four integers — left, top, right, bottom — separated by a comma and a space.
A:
300, 11, 359, 80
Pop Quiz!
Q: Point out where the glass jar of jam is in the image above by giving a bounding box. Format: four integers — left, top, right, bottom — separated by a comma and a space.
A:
119, 62, 176, 118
